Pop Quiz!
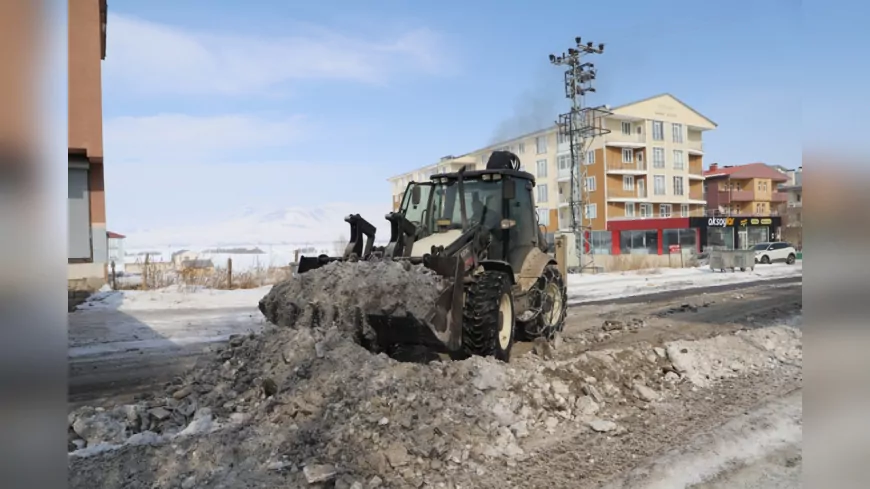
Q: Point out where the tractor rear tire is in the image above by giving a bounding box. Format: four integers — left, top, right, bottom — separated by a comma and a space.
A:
455, 270, 515, 362
519, 264, 568, 341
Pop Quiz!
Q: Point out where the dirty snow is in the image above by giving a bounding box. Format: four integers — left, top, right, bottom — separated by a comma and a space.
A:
568, 262, 802, 304
77, 285, 271, 312
69, 261, 801, 360
68, 260, 802, 488
77, 262, 802, 314
68, 312, 802, 488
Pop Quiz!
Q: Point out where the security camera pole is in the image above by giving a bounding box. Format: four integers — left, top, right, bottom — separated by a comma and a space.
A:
549, 37, 611, 273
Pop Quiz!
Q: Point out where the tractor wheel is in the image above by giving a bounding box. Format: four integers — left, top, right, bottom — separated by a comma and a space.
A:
455, 270, 515, 362
519, 264, 568, 341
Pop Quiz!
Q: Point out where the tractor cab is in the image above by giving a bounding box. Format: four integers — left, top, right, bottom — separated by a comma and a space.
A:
397, 153, 546, 271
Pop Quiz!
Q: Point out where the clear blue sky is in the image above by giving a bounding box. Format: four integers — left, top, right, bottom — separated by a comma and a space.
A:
92, 0, 836, 233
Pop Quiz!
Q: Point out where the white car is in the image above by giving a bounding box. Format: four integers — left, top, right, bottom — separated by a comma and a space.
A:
753, 242, 797, 265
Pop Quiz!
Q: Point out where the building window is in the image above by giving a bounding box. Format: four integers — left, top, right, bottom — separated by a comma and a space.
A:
652, 147, 665, 168
518, 142, 526, 153
584, 203, 598, 219
672, 123, 683, 143
681, 204, 689, 217
536, 159, 548, 177
637, 151, 644, 166
622, 148, 633, 163
557, 132, 569, 145
673, 176, 684, 196
623, 175, 635, 190
537, 184, 548, 203
639, 203, 653, 218
585, 176, 596, 192
537, 208, 550, 226
621, 121, 632, 135
536, 136, 547, 154
625, 202, 636, 217
660, 203, 672, 218
586, 150, 595, 165
654, 175, 666, 195
620, 229, 658, 254
664, 228, 697, 252
756, 203, 765, 214
652, 121, 664, 141
590, 230, 612, 255
673, 150, 684, 170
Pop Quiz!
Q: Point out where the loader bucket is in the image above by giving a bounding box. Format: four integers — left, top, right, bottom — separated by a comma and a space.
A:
364, 264, 463, 353
365, 313, 447, 351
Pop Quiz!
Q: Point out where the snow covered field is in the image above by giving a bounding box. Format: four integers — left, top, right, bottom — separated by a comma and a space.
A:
70, 261, 802, 359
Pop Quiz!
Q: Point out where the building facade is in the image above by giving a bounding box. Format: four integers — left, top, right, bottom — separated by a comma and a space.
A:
387, 94, 716, 264
703, 163, 788, 217
700, 162, 789, 249
68, 0, 109, 290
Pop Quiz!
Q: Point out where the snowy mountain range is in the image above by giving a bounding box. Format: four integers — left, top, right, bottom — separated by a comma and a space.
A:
122, 202, 391, 249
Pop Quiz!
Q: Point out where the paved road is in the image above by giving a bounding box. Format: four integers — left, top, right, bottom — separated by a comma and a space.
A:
68, 307, 263, 409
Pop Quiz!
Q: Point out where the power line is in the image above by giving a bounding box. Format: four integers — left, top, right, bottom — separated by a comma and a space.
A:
549, 37, 611, 273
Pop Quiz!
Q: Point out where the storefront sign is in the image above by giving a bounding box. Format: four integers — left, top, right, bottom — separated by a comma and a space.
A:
703, 216, 778, 228
707, 217, 734, 227
668, 244, 681, 253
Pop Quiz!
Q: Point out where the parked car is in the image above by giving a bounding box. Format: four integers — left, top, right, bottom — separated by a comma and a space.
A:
753, 242, 797, 265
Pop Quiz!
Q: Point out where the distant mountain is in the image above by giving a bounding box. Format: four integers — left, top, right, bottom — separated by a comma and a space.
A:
123, 202, 391, 249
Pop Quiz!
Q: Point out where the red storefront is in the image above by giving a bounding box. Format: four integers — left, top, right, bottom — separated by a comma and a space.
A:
604, 218, 701, 255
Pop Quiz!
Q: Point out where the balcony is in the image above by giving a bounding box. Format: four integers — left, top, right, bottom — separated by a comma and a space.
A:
686, 139, 704, 154
771, 192, 788, 203
606, 160, 648, 174
718, 189, 754, 203
557, 167, 572, 181
607, 188, 648, 201
604, 131, 646, 148
705, 210, 780, 217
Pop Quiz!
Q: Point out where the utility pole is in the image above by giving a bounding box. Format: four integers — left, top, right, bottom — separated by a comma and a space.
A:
549, 37, 611, 273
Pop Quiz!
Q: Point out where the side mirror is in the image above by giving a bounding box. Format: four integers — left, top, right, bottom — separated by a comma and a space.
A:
411, 186, 421, 205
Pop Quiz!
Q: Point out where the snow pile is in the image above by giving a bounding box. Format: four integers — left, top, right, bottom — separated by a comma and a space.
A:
258, 260, 446, 340
666, 326, 802, 388
68, 260, 803, 488
68, 325, 669, 488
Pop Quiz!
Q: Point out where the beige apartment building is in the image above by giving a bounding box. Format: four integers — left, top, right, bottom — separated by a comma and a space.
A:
388, 93, 716, 234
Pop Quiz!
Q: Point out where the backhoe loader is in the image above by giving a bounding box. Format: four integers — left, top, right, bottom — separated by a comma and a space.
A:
290, 150, 568, 361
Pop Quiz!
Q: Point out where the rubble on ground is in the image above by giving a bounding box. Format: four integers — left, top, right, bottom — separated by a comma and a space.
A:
68, 261, 803, 488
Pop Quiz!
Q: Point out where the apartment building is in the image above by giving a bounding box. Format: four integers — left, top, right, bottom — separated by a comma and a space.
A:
696, 162, 789, 250
68, 0, 109, 290
387, 93, 716, 259
703, 163, 788, 217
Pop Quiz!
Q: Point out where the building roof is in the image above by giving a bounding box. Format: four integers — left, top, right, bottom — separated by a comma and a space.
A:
703, 163, 789, 182
106, 231, 126, 239
609, 93, 718, 128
